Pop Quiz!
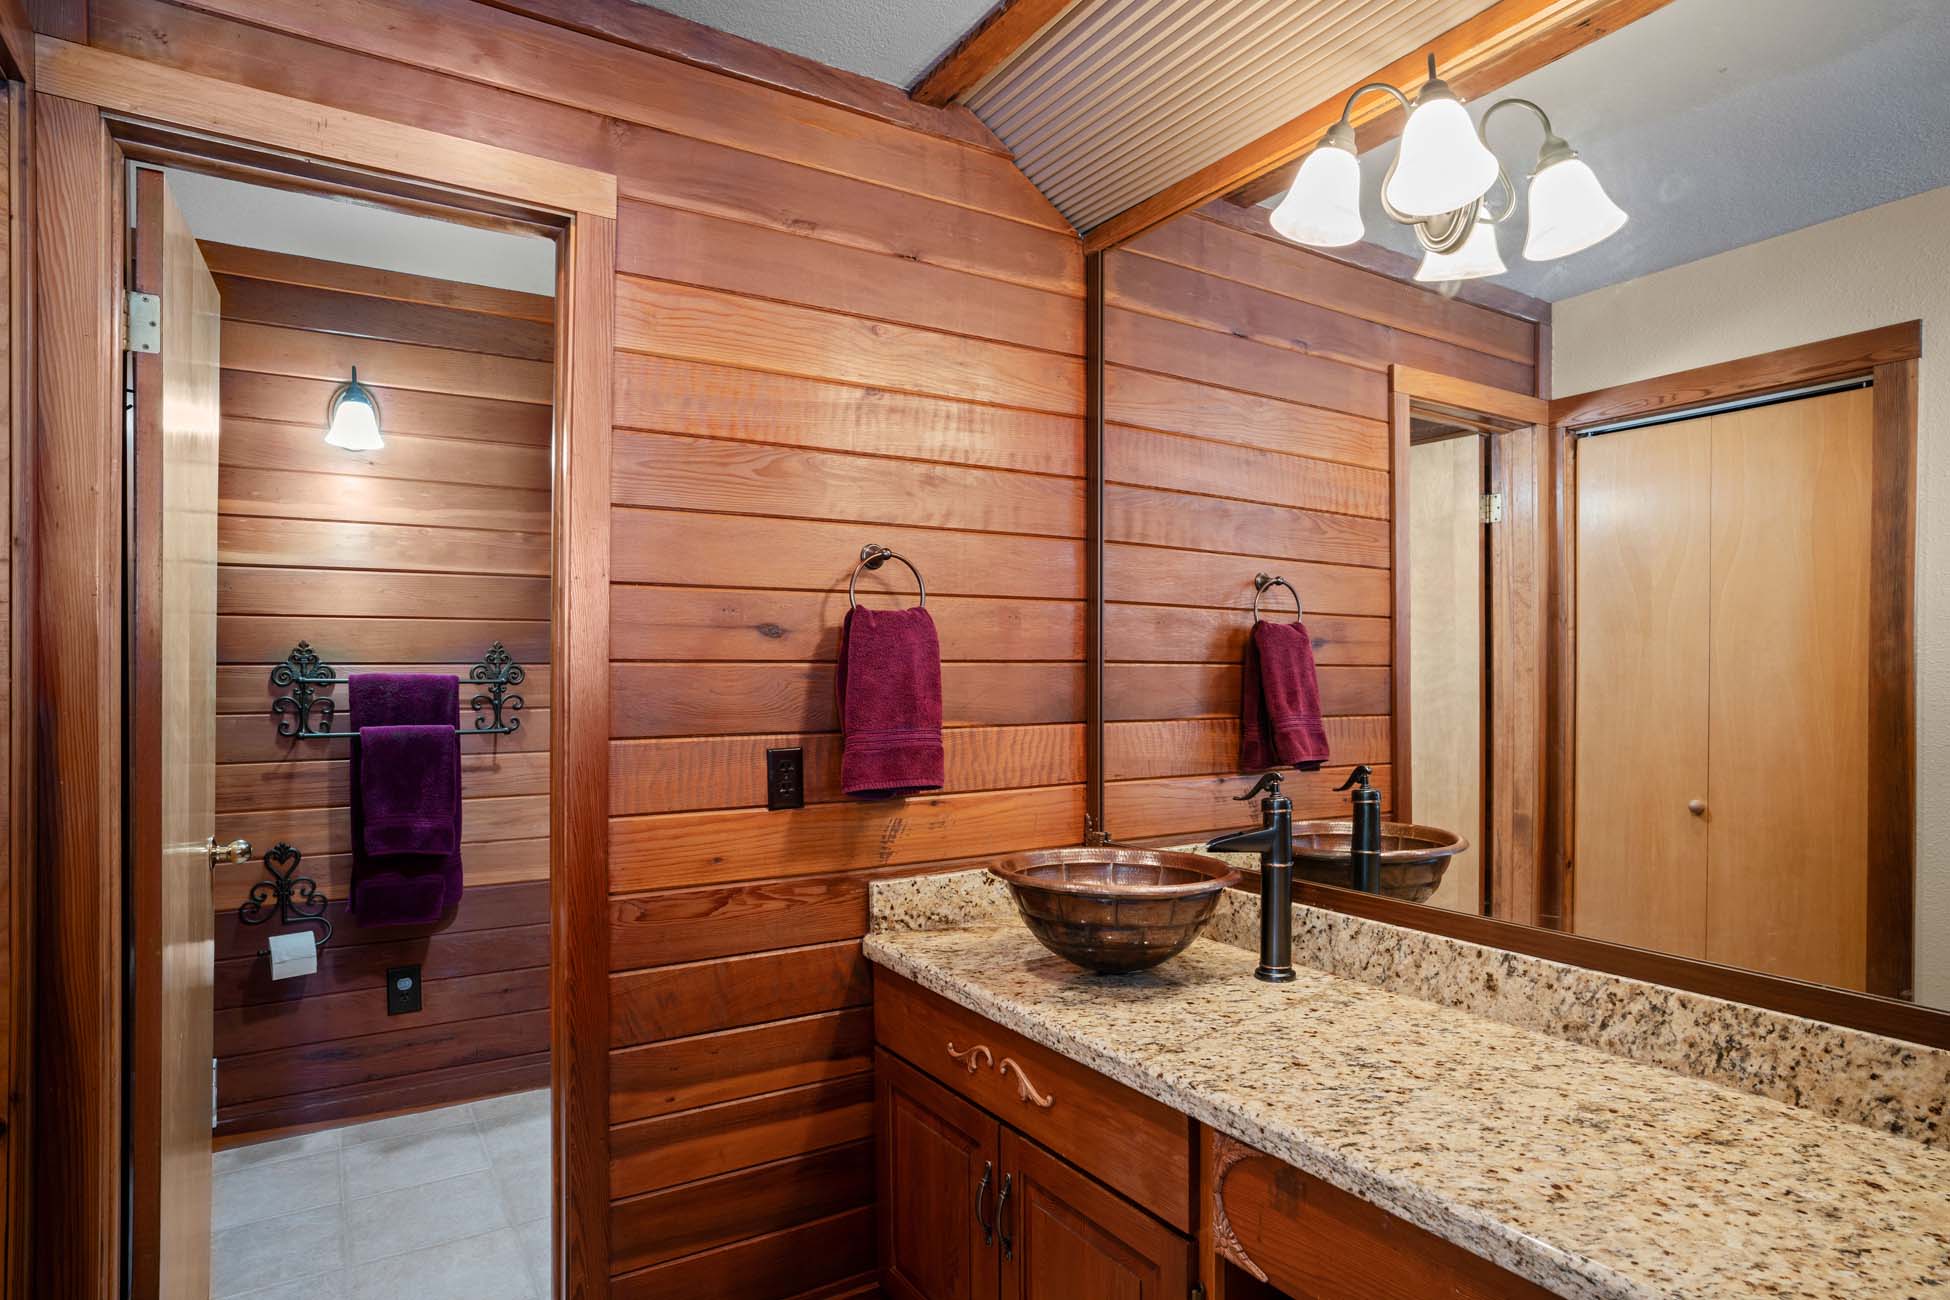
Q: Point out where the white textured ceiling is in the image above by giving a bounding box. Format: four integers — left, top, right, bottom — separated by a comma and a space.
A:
1305, 0, 1950, 301
162, 169, 557, 296
636, 0, 1007, 87
967, 0, 1497, 231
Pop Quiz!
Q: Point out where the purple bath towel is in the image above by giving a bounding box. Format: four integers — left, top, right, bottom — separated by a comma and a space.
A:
836, 605, 944, 800
349, 673, 462, 926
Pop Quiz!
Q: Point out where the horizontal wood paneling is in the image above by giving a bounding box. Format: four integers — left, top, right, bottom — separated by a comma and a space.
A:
209, 247, 552, 1137
1102, 220, 1540, 835
594, 46, 1086, 1282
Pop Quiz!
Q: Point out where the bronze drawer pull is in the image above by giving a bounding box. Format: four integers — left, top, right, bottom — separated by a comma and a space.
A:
996, 1172, 1015, 1260
998, 1057, 1053, 1108
974, 1160, 995, 1246
946, 1042, 992, 1074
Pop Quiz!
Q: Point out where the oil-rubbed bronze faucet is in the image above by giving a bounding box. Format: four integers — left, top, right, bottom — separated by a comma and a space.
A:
1204, 771, 1295, 982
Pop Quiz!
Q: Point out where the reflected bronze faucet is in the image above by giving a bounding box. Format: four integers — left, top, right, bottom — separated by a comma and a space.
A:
1204, 771, 1295, 982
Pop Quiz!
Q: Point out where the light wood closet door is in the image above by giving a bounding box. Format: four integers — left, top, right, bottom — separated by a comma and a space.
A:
1573, 418, 1712, 957
1707, 389, 1872, 988
1572, 388, 1874, 989
1409, 434, 1485, 912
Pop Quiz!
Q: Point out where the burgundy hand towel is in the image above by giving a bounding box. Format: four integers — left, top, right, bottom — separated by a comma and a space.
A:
1240, 620, 1331, 772
359, 725, 460, 857
836, 605, 945, 799
348, 672, 463, 926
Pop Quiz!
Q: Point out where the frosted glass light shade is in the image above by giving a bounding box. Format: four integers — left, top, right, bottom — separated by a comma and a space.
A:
1384, 96, 1498, 217
1270, 143, 1363, 247
1523, 156, 1627, 261
324, 374, 384, 451
1413, 215, 1505, 283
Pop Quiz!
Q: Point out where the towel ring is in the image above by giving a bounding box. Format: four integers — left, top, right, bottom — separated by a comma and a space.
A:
849, 544, 927, 609
1252, 573, 1303, 623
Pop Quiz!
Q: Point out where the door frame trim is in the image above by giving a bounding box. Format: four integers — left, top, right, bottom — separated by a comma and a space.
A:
32, 91, 614, 1299
1549, 321, 1921, 1001
1389, 364, 1550, 925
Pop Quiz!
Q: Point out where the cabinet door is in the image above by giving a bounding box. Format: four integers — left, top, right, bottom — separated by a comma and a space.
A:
1000, 1129, 1190, 1300
879, 1048, 1001, 1300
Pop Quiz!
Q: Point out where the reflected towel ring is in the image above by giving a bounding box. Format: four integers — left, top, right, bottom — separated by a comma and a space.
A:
849, 544, 927, 609
1252, 573, 1303, 623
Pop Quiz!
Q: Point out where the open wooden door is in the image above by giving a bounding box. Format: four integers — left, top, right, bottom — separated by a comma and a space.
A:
127, 165, 225, 1300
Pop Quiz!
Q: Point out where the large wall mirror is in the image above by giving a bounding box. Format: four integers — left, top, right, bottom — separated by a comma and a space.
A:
1096, 0, 1946, 1020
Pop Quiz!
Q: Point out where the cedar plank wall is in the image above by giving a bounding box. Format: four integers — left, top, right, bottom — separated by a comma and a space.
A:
70, 0, 1081, 1293
1101, 205, 1542, 843
204, 244, 556, 1138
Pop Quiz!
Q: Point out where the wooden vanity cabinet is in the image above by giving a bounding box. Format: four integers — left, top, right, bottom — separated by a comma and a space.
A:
875, 970, 1194, 1300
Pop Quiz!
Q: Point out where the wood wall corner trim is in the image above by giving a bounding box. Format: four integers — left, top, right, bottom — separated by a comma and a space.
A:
33, 35, 618, 217
1866, 357, 1917, 1000
911, 0, 1072, 107
551, 209, 614, 1298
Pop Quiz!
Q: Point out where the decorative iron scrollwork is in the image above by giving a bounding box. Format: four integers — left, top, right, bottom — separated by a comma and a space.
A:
267, 641, 525, 739
238, 842, 333, 956
468, 641, 525, 734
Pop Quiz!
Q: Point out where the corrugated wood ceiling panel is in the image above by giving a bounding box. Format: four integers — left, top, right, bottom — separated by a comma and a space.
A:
967, 0, 1498, 230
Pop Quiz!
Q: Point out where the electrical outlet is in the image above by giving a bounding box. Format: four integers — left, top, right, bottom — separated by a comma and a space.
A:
766, 746, 805, 811
386, 964, 423, 1015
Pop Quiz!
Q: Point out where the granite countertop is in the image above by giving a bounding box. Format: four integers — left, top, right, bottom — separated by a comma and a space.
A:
863, 875, 1950, 1300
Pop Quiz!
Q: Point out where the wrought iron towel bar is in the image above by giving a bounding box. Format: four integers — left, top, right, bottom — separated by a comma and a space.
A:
270, 640, 526, 740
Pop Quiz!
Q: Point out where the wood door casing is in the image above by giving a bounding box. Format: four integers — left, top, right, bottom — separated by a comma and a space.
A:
1572, 417, 1711, 956
1707, 389, 1872, 988
878, 1049, 1001, 1300
1408, 433, 1485, 912
999, 1129, 1189, 1300
127, 166, 223, 1300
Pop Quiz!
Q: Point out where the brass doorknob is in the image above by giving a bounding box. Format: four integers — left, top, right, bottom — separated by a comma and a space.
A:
1687, 800, 1707, 817
207, 836, 253, 867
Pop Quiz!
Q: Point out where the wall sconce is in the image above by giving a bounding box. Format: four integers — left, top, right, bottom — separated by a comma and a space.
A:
323, 367, 383, 451
1270, 54, 1627, 283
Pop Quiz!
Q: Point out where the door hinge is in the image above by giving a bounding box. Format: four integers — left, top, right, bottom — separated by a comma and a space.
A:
1479, 492, 1504, 524
126, 291, 161, 354
211, 1057, 219, 1130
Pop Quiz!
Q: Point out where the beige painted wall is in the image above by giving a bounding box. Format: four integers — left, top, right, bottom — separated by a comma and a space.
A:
1553, 184, 1947, 1009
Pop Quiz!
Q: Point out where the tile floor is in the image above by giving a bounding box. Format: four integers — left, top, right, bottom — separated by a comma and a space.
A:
210, 1089, 551, 1300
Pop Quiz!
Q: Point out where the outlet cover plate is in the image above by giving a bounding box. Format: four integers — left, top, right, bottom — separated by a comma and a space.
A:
766, 746, 805, 811
386, 964, 422, 1015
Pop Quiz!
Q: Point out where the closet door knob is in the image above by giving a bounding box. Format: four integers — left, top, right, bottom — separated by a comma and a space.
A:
1687, 800, 1707, 817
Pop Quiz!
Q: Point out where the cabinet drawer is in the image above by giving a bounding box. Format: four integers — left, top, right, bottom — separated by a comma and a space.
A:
874, 970, 1191, 1231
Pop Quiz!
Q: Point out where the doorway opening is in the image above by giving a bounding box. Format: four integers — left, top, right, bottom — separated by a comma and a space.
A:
126, 162, 558, 1299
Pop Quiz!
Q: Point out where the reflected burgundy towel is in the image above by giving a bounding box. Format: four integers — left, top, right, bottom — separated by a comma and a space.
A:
349, 673, 462, 926
359, 725, 459, 857
836, 605, 944, 799
1240, 621, 1330, 772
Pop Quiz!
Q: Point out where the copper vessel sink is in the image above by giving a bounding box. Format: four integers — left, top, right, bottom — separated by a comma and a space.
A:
989, 848, 1241, 974
1289, 821, 1468, 903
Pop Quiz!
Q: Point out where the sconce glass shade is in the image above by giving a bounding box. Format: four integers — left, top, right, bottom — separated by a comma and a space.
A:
1522, 155, 1627, 261
324, 368, 384, 451
1384, 95, 1499, 218
1413, 213, 1505, 283
1270, 141, 1363, 247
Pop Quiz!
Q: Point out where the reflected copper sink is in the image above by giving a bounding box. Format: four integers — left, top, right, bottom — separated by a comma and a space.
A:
1289, 821, 1468, 903
989, 847, 1241, 973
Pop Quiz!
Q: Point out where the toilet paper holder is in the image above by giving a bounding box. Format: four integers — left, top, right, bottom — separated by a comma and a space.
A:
238, 842, 333, 956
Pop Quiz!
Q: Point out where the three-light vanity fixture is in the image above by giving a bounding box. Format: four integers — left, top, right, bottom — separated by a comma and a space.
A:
323, 366, 384, 451
1271, 55, 1627, 283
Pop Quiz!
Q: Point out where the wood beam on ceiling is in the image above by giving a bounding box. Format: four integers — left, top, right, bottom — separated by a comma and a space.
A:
1080, 0, 1676, 254
912, 0, 1074, 107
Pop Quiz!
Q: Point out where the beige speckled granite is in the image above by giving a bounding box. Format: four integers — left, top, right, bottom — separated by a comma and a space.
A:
866, 872, 1950, 1300
1183, 850, 1950, 1150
